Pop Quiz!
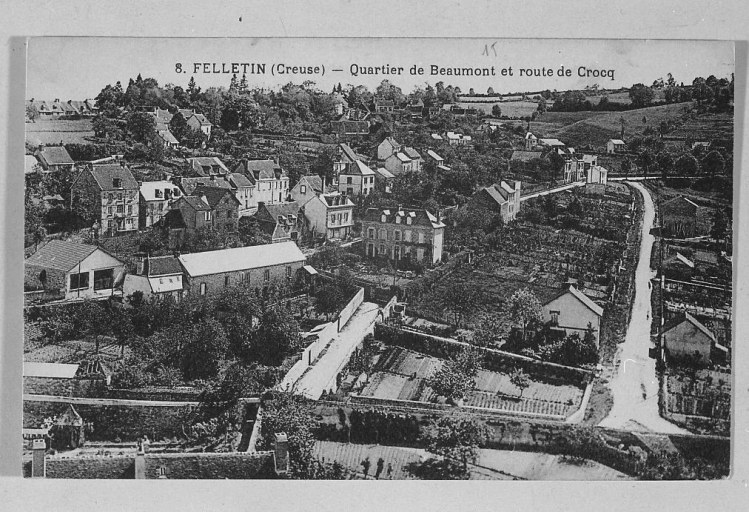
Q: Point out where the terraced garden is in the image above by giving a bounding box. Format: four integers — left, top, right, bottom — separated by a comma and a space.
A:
358, 347, 584, 418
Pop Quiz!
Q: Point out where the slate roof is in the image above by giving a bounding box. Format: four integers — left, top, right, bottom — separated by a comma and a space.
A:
198, 187, 240, 208
300, 175, 324, 192
373, 167, 395, 179
338, 143, 363, 163
146, 255, 183, 277
178, 241, 305, 277
259, 201, 301, 219
551, 285, 604, 317
229, 172, 254, 189
87, 164, 139, 191
25, 240, 108, 272
157, 129, 179, 145
341, 160, 375, 176
539, 138, 565, 146
37, 146, 74, 166
319, 193, 354, 208
179, 176, 233, 195
234, 159, 283, 180
403, 147, 421, 160
177, 195, 211, 212
188, 156, 229, 176
609, 139, 625, 145
662, 311, 717, 344
363, 207, 445, 229
426, 150, 444, 162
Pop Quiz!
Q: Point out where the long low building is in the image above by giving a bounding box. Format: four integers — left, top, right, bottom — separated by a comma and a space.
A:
178, 241, 308, 297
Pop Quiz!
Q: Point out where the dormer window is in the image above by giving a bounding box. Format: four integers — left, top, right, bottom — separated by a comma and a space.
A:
113, 178, 122, 188
155, 189, 163, 198
395, 216, 401, 224
381, 215, 387, 223
406, 217, 412, 225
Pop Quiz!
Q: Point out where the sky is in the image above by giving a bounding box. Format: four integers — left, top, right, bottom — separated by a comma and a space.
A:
26, 37, 734, 100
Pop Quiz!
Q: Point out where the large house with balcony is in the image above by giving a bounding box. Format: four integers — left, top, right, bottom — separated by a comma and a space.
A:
302, 192, 355, 241
361, 207, 446, 265
71, 163, 140, 235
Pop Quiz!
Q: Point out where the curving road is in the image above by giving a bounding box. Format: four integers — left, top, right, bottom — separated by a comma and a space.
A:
598, 181, 688, 434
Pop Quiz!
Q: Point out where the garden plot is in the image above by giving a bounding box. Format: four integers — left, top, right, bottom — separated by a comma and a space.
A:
359, 347, 585, 418
26, 119, 95, 145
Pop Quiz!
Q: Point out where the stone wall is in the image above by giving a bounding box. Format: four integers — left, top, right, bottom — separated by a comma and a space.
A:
23, 377, 108, 398
24, 398, 197, 442
143, 452, 276, 479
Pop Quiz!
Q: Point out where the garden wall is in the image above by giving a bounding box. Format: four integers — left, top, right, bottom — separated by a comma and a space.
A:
23, 376, 108, 398
23, 396, 198, 442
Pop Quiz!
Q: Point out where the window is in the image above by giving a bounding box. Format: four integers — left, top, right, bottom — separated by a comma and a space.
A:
107, 206, 112, 215
113, 178, 122, 188
550, 310, 560, 325
155, 189, 162, 198
93, 269, 114, 291
108, 193, 113, 202
117, 193, 123, 201
344, 212, 348, 222
224, 275, 230, 287
204, 211, 212, 221
117, 205, 124, 213
69, 272, 89, 290
301, 185, 307, 194
264, 269, 270, 282
395, 216, 401, 224
158, 203, 164, 211
379, 244, 385, 255
127, 205, 132, 214
394, 230, 401, 241
286, 266, 292, 278
379, 229, 386, 240
200, 282, 207, 295
404, 230, 411, 242
381, 214, 387, 223
347, 188, 353, 195
418, 232, 425, 244
368, 228, 375, 239
346, 177, 353, 184
406, 217, 412, 225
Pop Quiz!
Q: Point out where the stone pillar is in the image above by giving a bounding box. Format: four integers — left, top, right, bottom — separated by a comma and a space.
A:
274, 433, 289, 476
31, 439, 46, 478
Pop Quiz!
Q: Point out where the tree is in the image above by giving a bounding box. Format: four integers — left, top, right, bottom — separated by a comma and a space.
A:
491, 104, 502, 118
636, 149, 655, 178
675, 153, 700, 176
315, 283, 344, 320
440, 282, 481, 327
628, 83, 655, 108
179, 318, 229, 381
26, 103, 40, 122
258, 392, 316, 478
537, 98, 547, 114
621, 157, 632, 177
126, 112, 157, 143
701, 150, 725, 178
252, 307, 302, 366
508, 288, 543, 341
710, 208, 728, 241
656, 152, 674, 178
509, 368, 531, 398
487, 87, 495, 96
472, 314, 505, 348
421, 412, 488, 479
427, 347, 482, 403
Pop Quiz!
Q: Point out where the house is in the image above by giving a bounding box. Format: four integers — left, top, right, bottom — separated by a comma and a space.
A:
542, 286, 603, 348
71, 163, 140, 235
606, 139, 626, 153
34, 146, 75, 173
178, 109, 212, 139
233, 159, 289, 205
331, 93, 348, 116
372, 167, 395, 193
445, 131, 471, 146
177, 175, 234, 196
426, 150, 444, 166
383, 152, 414, 176
338, 160, 376, 196
302, 192, 355, 240
362, 207, 446, 265
290, 175, 325, 206
156, 128, 179, 149
525, 132, 538, 150
178, 241, 307, 297
187, 156, 229, 176
660, 196, 703, 238
255, 201, 304, 243
586, 165, 609, 185
430, 133, 444, 141
691, 141, 711, 151
407, 100, 425, 121
330, 117, 370, 139
123, 255, 184, 302
139, 180, 183, 229
374, 98, 395, 113
403, 147, 423, 172
25, 155, 40, 175
229, 172, 256, 217
511, 150, 543, 163
538, 138, 566, 149
24, 240, 125, 301
661, 312, 727, 365
377, 137, 401, 161
469, 181, 522, 223
172, 187, 240, 232
334, 143, 368, 176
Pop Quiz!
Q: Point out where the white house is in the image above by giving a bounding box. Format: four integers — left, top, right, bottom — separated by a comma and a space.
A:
302, 192, 355, 240
290, 175, 325, 206
338, 160, 376, 197
542, 286, 603, 348
123, 255, 184, 302
606, 139, 626, 154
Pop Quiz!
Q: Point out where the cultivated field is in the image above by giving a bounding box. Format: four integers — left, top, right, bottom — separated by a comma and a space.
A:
26, 119, 96, 145
359, 346, 585, 418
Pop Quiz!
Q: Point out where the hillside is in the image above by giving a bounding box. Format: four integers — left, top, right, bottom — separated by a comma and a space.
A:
547, 102, 696, 148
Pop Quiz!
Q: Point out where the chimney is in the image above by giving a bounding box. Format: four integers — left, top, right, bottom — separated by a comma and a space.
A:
31, 439, 46, 478
54, 98, 60, 103
274, 433, 289, 476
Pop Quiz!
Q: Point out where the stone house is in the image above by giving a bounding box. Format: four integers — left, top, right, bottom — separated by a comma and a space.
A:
186, 156, 229, 176
469, 180, 522, 223
70, 163, 140, 235
361, 207, 446, 265
255, 201, 304, 243
383, 151, 414, 176
542, 286, 603, 348
372, 166, 395, 194
179, 109, 212, 139
377, 137, 401, 161
178, 241, 307, 297
302, 192, 355, 240
139, 180, 183, 229
606, 139, 626, 153
338, 160, 376, 197
171, 187, 240, 232
25, 240, 125, 301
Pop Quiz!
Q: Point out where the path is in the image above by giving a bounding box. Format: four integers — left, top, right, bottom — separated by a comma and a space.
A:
520, 181, 585, 202
293, 301, 380, 400
598, 181, 688, 434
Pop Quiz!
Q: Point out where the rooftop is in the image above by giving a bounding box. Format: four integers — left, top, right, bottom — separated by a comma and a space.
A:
178, 241, 306, 277
25, 240, 112, 272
